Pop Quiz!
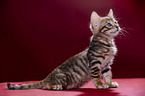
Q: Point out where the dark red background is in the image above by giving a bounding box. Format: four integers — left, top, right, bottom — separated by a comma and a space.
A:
0, 0, 145, 82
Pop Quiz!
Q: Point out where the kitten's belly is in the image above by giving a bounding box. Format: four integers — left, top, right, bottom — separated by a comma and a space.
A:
65, 65, 91, 89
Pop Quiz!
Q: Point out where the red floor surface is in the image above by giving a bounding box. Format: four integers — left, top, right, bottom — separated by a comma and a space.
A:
0, 78, 145, 96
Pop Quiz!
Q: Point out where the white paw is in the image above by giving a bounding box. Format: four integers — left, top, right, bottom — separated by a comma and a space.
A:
51, 85, 63, 90
97, 83, 109, 89
110, 82, 118, 88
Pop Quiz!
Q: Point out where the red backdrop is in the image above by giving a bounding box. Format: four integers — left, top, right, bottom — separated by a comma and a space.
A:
0, 0, 145, 82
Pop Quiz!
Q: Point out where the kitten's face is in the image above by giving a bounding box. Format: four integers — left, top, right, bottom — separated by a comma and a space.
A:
90, 9, 121, 38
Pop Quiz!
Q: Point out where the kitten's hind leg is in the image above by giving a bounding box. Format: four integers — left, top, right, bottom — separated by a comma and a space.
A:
44, 69, 67, 90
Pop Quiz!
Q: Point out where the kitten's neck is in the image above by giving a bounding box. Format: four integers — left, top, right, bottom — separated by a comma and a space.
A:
90, 34, 115, 47
91, 30, 115, 40
91, 34, 114, 41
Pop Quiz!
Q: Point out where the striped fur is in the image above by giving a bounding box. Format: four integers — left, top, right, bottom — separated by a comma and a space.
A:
7, 9, 121, 90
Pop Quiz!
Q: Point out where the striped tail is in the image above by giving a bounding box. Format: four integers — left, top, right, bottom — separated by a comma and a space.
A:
7, 80, 44, 90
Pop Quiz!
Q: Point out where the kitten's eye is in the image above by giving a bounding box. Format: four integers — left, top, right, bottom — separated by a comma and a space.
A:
106, 23, 112, 27
115, 22, 117, 24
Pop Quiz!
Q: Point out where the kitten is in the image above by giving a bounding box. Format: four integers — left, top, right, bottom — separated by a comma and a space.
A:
7, 9, 121, 90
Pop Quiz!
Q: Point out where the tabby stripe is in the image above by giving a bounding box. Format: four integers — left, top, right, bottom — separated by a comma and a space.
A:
54, 75, 59, 84
100, 25, 111, 33
95, 50, 103, 54
59, 79, 64, 84
91, 40, 111, 47
55, 76, 61, 84
91, 61, 101, 66
89, 51, 97, 57
92, 72, 98, 75
73, 67, 81, 81
71, 72, 79, 84
92, 75, 99, 78
89, 50, 101, 56
73, 66, 83, 77
89, 51, 105, 59
92, 74, 99, 77
83, 56, 88, 63
98, 41, 111, 47
70, 70, 79, 83
91, 68, 100, 74
73, 74, 80, 83
65, 73, 71, 81
90, 64, 99, 70
79, 57, 88, 68
91, 69, 99, 74
102, 68, 110, 74
66, 74, 73, 83
66, 72, 76, 84
91, 67, 100, 71
75, 60, 88, 75
69, 69, 77, 82
100, 26, 107, 32
59, 78, 66, 85
61, 78, 66, 83
95, 55, 105, 59
90, 43, 103, 49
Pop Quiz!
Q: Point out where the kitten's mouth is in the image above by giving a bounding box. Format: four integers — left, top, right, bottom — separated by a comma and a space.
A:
110, 30, 118, 34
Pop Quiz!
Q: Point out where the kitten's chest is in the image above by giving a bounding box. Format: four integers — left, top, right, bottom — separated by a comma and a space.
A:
109, 45, 117, 56
97, 40, 117, 67
103, 39, 117, 56
97, 41, 117, 56
100, 45, 117, 68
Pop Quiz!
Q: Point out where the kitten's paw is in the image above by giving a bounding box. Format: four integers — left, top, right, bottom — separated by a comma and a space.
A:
51, 84, 63, 90
96, 83, 109, 89
109, 82, 118, 88
45, 84, 63, 90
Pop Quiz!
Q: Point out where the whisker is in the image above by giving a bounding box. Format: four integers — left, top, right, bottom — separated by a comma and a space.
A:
119, 28, 131, 40
122, 27, 134, 31
121, 28, 131, 36
114, 10, 122, 22
118, 30, 127, 39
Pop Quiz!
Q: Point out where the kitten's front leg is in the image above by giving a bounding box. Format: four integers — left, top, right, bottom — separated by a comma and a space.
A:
90, 61, 109, 89
102, 68, 118, 88
92, 76, 109, 89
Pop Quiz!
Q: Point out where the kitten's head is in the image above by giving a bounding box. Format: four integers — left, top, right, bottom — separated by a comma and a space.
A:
90, 9, 121, 38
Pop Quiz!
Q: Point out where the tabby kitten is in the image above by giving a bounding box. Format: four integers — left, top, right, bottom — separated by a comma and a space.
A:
7, 9, 121, 90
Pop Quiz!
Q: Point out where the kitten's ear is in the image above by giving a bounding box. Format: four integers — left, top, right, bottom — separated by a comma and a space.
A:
90, 11, 100, 24
108, 9, 114, 18
90, 11, 100, 34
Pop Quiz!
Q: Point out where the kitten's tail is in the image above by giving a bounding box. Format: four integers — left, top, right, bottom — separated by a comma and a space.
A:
7, 80, 45, 90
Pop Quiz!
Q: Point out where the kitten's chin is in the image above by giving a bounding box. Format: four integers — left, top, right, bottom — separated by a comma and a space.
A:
103, 33, 119, 39
112, 31, 120, 37
108, 30, 120, 37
